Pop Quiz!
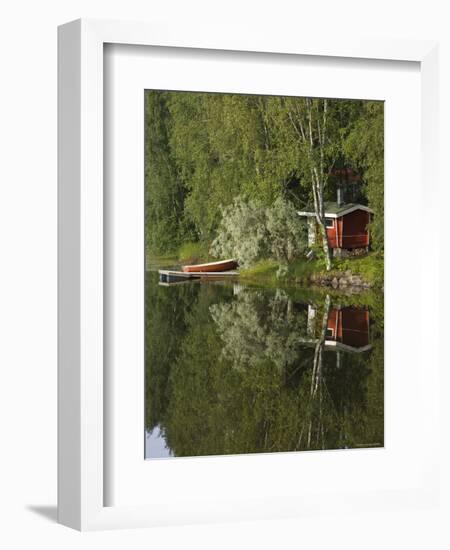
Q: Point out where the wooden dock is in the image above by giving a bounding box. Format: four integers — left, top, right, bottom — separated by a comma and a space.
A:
158, 269, 238, 285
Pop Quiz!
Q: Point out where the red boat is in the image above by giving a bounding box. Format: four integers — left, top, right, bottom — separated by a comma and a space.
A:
181, 258, 238, 273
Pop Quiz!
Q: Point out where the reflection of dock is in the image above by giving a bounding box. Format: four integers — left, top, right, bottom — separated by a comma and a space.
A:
159, 269, 238, 285
297, 336, 371, 353
324, 340, 372, 353
159, 279, 201, 287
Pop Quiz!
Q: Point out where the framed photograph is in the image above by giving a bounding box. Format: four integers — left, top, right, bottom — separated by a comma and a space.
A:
58, 19, 440, 530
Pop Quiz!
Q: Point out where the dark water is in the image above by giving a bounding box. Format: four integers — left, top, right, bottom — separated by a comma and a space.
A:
145, 270, 384, 459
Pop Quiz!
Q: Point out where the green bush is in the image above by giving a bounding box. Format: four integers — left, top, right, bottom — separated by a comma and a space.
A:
210, 197, 269, 267
266, 196, 308, 262
239, 259, 280, 283
210, 196, 307, 268
334, 254, 384, 286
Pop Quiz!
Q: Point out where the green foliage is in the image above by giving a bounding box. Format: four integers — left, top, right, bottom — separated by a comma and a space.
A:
286, 258, 323, 281
333, 254, 384, 286
237, 259, 280, 282
145, 91, 384, 262
240, 258, 316, 285
209, 197, 268, 267
164, 92, 276, 240
246, 254, 383, 288
145, 92, 191, 255
266, 196, 308, 261
240, 253, 383, 288
178, 241, 210, 262
344, 101, 384, 251
210, 195, 307, 267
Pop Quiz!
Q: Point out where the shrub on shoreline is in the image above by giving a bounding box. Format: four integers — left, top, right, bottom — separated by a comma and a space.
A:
210, 196, 307, 268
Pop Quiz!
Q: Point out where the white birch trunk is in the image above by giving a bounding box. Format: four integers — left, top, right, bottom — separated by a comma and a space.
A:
288, 98, 333, 270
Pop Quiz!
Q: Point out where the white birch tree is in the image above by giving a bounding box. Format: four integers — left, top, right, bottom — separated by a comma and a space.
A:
285, 98, 338, 271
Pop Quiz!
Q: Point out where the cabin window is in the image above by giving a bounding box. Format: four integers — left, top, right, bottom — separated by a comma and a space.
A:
326, 328, 334, 338
325, 218, 334, 228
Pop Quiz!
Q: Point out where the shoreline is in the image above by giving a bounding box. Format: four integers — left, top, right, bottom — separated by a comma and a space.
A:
146, 253, 384, 293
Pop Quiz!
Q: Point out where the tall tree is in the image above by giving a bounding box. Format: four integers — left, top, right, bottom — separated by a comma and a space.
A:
144, 91, 188, 254
282, 98, 341, 271
344, 101, 384, 252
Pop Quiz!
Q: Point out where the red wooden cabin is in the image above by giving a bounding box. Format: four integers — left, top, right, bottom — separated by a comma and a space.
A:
298, 202, 373, 251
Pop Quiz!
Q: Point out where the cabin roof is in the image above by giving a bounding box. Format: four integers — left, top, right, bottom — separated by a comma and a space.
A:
297, 201, 373, 219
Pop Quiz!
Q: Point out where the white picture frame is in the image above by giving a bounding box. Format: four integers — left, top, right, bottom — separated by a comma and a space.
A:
58, 18, 440, 531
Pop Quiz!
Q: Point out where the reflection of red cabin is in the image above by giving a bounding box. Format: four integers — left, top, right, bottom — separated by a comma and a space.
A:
298, 202, 373, 250
326, 306, 370, 351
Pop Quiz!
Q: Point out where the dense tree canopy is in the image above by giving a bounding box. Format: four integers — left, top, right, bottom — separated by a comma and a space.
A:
343, 101, 384, 251
145, 91, 384, 257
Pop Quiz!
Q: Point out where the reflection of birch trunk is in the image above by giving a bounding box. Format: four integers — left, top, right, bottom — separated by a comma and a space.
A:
310, 294, 331, 397
307, 304, 316, 337
287, 297, 293, 318
306, 294, 331, 449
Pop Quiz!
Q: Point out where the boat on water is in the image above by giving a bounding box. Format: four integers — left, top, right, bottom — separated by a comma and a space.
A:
181, 258, 238, 273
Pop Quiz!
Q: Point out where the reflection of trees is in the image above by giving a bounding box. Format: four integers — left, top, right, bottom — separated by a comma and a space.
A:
210, 289, 309, 373
311, 294, 330, 397
305, 294, 330, 448
145, 271, 202, 431
153, 285, 384, 457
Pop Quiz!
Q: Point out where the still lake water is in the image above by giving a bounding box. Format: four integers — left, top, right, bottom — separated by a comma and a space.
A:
145, 269, 384, 459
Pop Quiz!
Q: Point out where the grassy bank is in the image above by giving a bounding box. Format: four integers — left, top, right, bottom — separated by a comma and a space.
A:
147, 245, 384, 291
240, 253, 384, 289
146, 241, 211, 270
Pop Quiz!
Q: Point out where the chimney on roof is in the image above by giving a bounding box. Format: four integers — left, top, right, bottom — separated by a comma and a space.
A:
337, 185, 344, 207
